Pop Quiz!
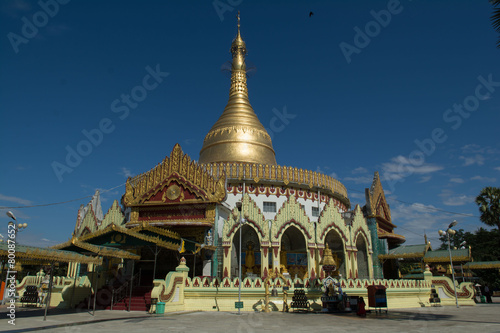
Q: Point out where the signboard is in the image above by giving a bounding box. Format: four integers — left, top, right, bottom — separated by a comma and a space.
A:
283, 286, 289, 291
235, 301, 244, 309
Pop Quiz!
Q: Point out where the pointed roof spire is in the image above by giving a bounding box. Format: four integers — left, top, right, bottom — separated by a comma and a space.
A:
199, 13, 276, 165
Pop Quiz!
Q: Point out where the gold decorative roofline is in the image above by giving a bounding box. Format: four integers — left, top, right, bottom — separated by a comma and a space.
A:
202, 161, 349, 202
52, 238, 141, 260
125, 144, 348, 205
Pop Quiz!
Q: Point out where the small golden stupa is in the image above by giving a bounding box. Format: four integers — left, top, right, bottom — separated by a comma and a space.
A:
320, 244, 337, 275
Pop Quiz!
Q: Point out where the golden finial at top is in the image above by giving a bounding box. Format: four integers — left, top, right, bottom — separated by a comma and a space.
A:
198, 11, 277, 166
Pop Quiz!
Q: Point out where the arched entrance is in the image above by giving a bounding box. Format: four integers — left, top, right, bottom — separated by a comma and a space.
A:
281, 226, 307, 280
324, 229, 346, 278
356, 235, 369, 279
232, 224, 260, 278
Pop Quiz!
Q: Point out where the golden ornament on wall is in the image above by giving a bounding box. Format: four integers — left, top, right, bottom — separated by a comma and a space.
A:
164, 184, 181, 201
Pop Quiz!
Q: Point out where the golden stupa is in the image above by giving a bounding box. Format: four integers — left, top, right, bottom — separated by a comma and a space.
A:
199, 14, 277, 165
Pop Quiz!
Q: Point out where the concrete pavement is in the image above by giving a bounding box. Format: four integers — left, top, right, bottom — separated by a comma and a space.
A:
0, 298, 499, 333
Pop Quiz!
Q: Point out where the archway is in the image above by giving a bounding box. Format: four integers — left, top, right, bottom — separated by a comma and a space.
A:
356, 234, 369, 279
232, 224, 261, 278
281, 225, 307, 280
324, 229, 346, 278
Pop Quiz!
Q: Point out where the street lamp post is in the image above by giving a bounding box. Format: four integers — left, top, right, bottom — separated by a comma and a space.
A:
341, 211, 355, 279
235, 201, 246, 315
438, 220, 459, 308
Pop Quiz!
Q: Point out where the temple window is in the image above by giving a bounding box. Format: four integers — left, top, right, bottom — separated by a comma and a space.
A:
263, 201, 276, 213
312, 207, 319, 217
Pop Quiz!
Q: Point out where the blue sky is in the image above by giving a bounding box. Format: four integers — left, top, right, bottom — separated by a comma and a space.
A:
0, 0, 499, 248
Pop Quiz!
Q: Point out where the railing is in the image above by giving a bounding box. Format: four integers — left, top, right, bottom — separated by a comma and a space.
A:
127, 145, 349, 202
110, 269, 141, 310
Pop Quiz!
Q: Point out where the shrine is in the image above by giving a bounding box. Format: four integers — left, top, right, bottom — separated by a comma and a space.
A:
27, 14, 475, 312
57, 13, 406, 287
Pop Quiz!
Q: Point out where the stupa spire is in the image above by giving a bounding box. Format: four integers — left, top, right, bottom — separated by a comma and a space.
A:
199, 13, 277, 166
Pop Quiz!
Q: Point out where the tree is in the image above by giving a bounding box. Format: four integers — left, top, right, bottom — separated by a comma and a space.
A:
475, 187, 500, 230
492, 0, 500, 47
438, 227, 500, 290
437, 229, 474, 250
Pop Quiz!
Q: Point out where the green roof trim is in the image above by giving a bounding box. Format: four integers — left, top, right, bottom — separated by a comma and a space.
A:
424, 248, 471, 263
463, 261, 500, 269
378, 243, 430, 260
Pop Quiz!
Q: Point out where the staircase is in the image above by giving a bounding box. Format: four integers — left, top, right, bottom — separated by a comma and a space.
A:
76, 269, 151, 312
106, 286, 152, 312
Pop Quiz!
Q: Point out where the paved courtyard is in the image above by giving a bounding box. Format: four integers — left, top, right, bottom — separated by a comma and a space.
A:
0, 300, 499, 333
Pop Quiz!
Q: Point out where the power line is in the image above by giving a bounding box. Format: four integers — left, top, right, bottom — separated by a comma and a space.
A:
0, 183, 126, 209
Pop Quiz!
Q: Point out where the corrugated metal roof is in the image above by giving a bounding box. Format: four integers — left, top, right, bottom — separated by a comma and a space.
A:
424, 248, 471, 262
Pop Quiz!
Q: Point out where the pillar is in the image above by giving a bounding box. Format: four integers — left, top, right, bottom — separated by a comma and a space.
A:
222, 243, 231, 278
307, 244, 317, 279
367, 217, 383, 279
260, 242, 270, 278
271, 243, 280, 275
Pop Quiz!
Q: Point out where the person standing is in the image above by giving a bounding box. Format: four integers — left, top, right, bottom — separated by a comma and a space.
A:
484, 284, 493, 303
357, 296, 366, 317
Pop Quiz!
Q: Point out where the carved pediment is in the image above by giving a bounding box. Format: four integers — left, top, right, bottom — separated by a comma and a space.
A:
124, 144, 226, 207
138, 174, 208, 205
366, 171, 391, 223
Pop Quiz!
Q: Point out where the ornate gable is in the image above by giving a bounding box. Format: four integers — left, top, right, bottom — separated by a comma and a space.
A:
365, 172, 392, 223
123, 144, 226, 227
223, 194, 266, 242
123, 144, 226, 206
100, 200, 125, 229
273, 195, 314, 241
74, 190, 103, 238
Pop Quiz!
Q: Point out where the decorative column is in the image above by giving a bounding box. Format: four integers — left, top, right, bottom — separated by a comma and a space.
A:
222, 242, 232, 278
367, 217, 383, 279
367, 246, 374, 279
271, 243, 280, 275
260, 241, 270, 278
347, 247, 358, 279
307, 243, 317, 279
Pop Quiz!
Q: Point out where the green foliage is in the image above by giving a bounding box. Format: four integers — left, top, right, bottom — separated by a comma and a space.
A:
437, 229, 474, 250
475, 187, 500, 230
439, 227, 500, 290
492, 0, 500, 47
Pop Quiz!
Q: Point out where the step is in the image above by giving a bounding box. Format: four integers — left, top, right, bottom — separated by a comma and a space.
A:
108, 305, 148, 311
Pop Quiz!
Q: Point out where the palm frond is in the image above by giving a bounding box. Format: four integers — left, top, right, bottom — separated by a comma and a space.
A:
491, 1, 500, 47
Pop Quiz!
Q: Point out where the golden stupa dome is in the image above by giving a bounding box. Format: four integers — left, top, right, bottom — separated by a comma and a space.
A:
199, 13, 277, 166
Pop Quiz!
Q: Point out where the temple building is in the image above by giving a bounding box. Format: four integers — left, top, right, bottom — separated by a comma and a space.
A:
60, 15, 406, 287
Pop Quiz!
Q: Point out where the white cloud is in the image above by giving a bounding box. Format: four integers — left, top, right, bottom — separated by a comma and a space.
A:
450, 178, 465, 184
459, 154, 485, 166
352, 167, 368, 174
494, 167, 500, 172
390, 202, 451, 245
470, 175, 497, 182
461, 144, 499, 155
439, 189, 475, 206
0, 194, 32, 206
460, 144, 482, 154
381, 155, 443, 181
418, 176, 432, 183
329, 172, 339, 179
119, 167, 133, 178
